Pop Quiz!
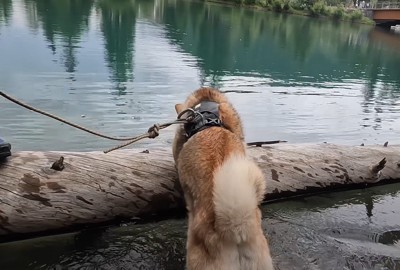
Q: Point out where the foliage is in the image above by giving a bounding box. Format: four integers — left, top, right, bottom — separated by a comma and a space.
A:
360, 16, 375, 24
255, 0, 268, 6
290, 0, 309, 10
332, 5, 345, 19
310, 0, 328, 16
271, 0, 284, 11
349, 9, 363, 21
325, 0, 344, 6
220, 0, 372, 24
243, 0, 257, 4
283, 0, 292, 11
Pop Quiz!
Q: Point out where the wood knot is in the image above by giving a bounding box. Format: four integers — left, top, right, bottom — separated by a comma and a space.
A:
148, 124, 160, 139
383, 141, 388, 147
51, 156, 64, 171
370, 157, 386, 175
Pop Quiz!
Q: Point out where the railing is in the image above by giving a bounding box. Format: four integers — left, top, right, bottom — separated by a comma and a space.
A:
374, 1, 400, 9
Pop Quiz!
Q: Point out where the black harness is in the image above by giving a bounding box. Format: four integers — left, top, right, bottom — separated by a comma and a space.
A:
183, 101, 224, 138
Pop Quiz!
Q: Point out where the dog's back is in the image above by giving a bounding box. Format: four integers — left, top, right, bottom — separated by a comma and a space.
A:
173, 87, 273, 270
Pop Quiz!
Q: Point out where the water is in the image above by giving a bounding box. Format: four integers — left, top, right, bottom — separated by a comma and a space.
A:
0, 184, 399, 269
0, 0, 399, 269
1, 0, 400, 151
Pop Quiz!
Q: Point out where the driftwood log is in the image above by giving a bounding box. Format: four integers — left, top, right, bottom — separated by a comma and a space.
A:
0, 143, 399, 242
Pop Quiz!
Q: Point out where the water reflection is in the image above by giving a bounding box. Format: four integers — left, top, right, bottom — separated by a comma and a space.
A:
8, 0, 400, 95
7, 0, 400, 96
0, 0, 12, 26
159, 1, 400, 92
0, 220, 187, 270
96, 0, 137, 92
0, 1, 399, 268
265, 184, 400, 269
0, 183, 399, 269
24, 0, 93, 74
365, 194, 374, 218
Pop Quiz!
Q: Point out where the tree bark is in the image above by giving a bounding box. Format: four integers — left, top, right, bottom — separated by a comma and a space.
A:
0, 143, 399, 241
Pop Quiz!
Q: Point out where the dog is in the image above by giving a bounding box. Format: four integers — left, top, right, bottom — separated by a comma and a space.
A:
172, 87, 273, 270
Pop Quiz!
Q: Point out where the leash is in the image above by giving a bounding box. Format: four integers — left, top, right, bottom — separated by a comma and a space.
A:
105, 109, 199, 153
1, 90, 285, 153
0, 91, 192, 153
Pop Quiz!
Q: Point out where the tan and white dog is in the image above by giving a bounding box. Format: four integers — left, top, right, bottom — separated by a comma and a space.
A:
172, 87, 273, 270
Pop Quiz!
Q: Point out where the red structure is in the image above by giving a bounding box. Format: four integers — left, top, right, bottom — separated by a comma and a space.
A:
365, 2, 400, 26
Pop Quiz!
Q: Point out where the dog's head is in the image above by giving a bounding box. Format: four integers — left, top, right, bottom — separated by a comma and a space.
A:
174, 87, 244, 140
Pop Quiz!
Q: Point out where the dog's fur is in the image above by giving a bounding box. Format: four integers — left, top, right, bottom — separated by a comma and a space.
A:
173, 87, 273, 270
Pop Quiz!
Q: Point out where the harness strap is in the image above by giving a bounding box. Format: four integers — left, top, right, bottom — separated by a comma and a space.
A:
183, 101, 224, 138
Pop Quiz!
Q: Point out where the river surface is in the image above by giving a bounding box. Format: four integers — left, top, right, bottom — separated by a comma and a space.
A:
0, 0, 399, 269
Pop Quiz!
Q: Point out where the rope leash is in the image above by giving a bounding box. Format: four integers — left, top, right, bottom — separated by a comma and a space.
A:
0, 91, 190, 153
1, 90, 285, 153
104, 109, 198, 153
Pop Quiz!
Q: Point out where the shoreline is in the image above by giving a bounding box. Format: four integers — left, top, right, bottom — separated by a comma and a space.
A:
205, 0, 375, 25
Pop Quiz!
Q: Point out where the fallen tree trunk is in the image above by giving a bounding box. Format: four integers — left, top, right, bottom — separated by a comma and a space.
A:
0, 143, 399, 241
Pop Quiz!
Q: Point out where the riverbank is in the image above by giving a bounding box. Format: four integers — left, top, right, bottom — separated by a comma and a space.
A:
209, 0, 375, 25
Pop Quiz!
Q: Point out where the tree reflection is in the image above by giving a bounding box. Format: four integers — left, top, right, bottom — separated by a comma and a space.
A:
96, 0, 138, 93
147, 0, 400, 97
0, 0, 12, 26
18, 0, 400, 101
24, 0, 93, 74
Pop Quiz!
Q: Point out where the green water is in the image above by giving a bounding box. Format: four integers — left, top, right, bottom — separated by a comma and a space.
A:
0, 0, 400, 269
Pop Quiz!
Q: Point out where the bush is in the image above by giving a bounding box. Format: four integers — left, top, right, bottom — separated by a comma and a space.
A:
332, 5, 345, 19
272, 0, 284, 11
325, 0, 342, 6
310, 0, 328, 16
290, 0, 307, 9
255, 0, 268, 6
360, 16, 375, 24
350, 10, 363, 21
324, 6, 334, 16
283, 0, 292, 11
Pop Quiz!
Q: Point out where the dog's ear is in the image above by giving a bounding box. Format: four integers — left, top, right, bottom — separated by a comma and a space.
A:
218, 103, 245, 141
175, 103, 185, 114
217, 103, 230, 122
